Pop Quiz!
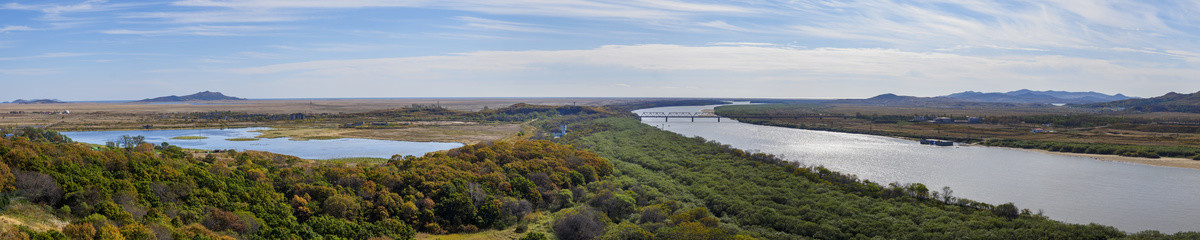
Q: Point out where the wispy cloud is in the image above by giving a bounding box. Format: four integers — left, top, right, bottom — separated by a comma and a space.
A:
0, 52, 91, 61
3, 0, 145, 21
0, 25, 34, 33
100, 25, 278, 36
232, 44, 1198, 97
119, 9, 301, 23
0, 68, 60, 75
453, 16, 556, 33
170, 0, 754, 20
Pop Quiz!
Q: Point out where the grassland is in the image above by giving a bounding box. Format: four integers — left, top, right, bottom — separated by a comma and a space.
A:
0, 200, 69, 232
170, 135, 207, 140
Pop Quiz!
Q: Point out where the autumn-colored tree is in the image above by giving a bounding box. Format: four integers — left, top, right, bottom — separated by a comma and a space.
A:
0, 162, 14, 193
119, 223, 155, 240
95, 222, 125, 240
63, 222, 96, 240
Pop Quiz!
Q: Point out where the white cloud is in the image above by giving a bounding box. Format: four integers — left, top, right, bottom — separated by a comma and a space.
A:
0, 25, 34, 33
171, 0, 753, 20
231, 44, 1199, 97
453, 16, 556, 33
3, 0, 145, 21
101, 25, 278, 36
120, 10, 301, 23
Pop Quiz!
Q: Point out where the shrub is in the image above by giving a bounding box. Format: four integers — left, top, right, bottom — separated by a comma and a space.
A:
553, 207, 608, 240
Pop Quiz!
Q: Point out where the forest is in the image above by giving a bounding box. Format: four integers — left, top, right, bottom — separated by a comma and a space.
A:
2, 104, 1200, 239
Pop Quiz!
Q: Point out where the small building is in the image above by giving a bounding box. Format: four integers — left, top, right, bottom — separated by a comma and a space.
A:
933, 117, 954, 124
911, 116, 929, 122
1032, 128, 1045, 133
967, 117, 981, 123
289, 113, 306, 120
552, 125, 568, 138
61, 110, 69, 114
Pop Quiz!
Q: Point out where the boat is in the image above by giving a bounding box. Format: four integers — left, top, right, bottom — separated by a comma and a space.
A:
920, 139, 954, 146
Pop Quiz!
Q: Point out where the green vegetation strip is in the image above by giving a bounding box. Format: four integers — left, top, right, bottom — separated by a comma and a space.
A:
225, 137, 259, 141
322, 157, 389, 164
170, 136, 208, 140
982, 139, 1200, 160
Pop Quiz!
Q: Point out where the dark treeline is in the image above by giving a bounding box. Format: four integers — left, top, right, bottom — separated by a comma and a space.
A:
982, 139, 1200, 160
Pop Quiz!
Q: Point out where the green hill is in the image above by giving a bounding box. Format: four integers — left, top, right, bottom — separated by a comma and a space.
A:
1079, 91, 1200, 113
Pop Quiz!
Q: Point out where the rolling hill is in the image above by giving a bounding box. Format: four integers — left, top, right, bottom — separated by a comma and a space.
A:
1078, 91, 1200, 113
135, 91, 246, 102
943, 89, 1132, 104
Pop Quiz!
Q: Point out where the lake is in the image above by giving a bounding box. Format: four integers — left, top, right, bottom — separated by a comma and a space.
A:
61, 127, 463, 159
635, 103, 1200, 233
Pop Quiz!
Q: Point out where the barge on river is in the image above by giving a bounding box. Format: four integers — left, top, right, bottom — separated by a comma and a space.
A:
920, 139, 955, 146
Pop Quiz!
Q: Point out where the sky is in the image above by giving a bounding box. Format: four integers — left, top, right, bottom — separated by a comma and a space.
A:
2, 0, 1199, 101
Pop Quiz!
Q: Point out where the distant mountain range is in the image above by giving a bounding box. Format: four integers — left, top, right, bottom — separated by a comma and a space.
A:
135, 91, 246, 102
1077, 91, 1200, 113
7, 99, 66, 104
832, 93, 1021, 107
942, 89, 1133, 104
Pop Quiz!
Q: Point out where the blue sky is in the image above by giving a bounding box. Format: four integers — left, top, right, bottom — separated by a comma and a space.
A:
2, 0, 1199, 101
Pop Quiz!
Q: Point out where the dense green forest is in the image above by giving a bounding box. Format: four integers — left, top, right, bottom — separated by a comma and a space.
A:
3, 103, 1200, 239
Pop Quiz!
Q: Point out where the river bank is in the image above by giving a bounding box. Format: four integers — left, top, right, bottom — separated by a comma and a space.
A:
1013, 148, 1200, 170
726, 116, 1200, 170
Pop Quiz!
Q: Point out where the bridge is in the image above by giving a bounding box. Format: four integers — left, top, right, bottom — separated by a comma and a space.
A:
638, 111, 720, 121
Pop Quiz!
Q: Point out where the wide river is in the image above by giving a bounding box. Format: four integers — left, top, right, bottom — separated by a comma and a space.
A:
635, 104, 1200, 233
62, 127, 463, 159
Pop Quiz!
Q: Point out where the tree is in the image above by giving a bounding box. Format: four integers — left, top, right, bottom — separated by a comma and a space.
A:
0, 162, 14, 192
994, 203, 1020, 219
377, 218, 415, 240
95, 222, 125, 240
588, 191, 634, 221
520, 232, 549, 240
119, 135, 146, 149
13, 170, 63, 204
63, 222, 96, 240
553, 207, 607, 240
119, 223, 155, 240
323, 194, 362, 220
598, 222, 653, 240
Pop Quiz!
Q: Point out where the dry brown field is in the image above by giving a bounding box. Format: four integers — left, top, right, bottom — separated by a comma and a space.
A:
0, 98, 645, 130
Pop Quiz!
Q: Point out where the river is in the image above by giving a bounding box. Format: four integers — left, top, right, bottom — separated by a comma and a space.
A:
62, 127, 463, 159
635, 103, 1200, 233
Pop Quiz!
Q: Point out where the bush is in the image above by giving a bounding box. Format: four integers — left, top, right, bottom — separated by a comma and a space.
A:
13, 170, 63, 205
520, 232, 549, 240
553, 207, 608, 240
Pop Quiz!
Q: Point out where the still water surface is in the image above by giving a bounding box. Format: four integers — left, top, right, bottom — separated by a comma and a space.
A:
62, 127, 463, 159
636, 104, 1200, 233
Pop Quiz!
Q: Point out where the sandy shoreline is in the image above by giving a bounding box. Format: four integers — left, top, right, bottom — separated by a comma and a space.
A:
1002, 147, 1200, 170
